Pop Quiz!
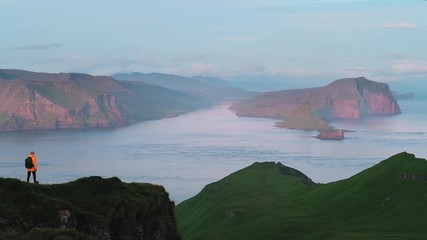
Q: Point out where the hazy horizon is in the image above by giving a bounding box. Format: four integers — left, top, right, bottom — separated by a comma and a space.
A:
1, 0, 426, 91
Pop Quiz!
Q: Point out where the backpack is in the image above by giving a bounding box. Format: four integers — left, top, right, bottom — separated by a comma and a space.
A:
25, 157, 34, 169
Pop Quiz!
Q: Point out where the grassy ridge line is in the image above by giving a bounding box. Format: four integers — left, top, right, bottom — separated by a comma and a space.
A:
176, 152, 427, 240
177, 162, 316, 239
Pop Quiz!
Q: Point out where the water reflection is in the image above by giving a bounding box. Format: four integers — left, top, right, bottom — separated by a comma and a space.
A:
0, 100, 426, 203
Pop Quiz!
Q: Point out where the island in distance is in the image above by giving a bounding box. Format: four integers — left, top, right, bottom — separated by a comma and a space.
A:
230, 77, 401, 140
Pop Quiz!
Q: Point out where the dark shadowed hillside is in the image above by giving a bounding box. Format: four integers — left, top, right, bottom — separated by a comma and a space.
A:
0, 176, 181, 240
176, 152, 427, 240
0, 69, 210, 131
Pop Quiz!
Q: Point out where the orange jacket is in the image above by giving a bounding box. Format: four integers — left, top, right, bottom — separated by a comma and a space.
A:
27, 153, 37, 172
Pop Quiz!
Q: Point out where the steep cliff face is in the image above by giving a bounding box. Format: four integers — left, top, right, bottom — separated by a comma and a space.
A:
0, 79, 127, 130
0, 69, 211, 131
0, 177, 181, 240
231, 77, 401, 122
325, 77, 401, 118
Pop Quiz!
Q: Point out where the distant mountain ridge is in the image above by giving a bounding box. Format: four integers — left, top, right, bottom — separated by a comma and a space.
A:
230, 77, 401, 131
0, 69, 210, 131
112, 72, 256, 101
176, 152, 427, 239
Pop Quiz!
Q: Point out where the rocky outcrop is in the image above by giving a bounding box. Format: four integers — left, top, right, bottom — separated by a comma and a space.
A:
0, 69, 211, 131
276, 162, 316, 185
315, 129, 344, 140
0, 177, 181, 240
230, 77, 401, 130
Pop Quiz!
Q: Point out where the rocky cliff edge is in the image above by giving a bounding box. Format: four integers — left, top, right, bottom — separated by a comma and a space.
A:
0, 176, 181, 240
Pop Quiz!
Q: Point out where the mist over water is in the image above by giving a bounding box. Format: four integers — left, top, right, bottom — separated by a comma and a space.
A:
0, 99, 426, 203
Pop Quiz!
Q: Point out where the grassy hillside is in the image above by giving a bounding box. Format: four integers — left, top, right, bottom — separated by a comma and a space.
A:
176, 152, 427, 240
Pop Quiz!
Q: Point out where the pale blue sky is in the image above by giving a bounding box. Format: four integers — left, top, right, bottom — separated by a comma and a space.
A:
1, 0, 426, 88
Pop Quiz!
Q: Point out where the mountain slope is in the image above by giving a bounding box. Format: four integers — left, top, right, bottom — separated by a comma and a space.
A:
306, 152, 427, 229
116, 81, 211, 120
0, 69, 210, 131
112, 72, 256, 101
176, 152, 427, 240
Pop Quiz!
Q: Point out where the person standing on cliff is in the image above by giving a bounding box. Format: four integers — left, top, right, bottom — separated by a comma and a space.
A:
26, 151, 38, 183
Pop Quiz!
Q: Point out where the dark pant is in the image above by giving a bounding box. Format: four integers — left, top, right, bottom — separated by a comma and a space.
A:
27, 171, 37, 183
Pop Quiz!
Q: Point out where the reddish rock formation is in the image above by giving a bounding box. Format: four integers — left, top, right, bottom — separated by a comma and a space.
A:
0, 71, 129, 131
316, 129, 344, 140
230, 77, 401, 126
0, 69, 210, 131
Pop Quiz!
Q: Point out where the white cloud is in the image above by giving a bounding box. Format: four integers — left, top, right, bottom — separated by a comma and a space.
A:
65, 56, 160, 76
392, 62, 427, 74
336, 66, 373, 79
380, 22, 418, 30
369, 75, 404, 83
190, 63, 215, 75
159, 62, 233, 78
376, 54, 405, 60
240, 65, 326, 79
241, 62, 266, 73
14, 43, 61, 50
284, 69, 324, 78
173, 54, 208, 63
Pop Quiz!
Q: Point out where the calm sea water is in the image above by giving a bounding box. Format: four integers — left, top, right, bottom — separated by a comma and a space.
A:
1, 99, 426, 203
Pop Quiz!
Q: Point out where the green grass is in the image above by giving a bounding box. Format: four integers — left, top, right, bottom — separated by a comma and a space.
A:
176, 152, 427, 240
